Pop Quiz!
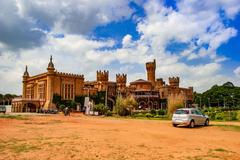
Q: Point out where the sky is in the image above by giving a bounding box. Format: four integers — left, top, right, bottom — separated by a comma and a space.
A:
0, 0, 240, 94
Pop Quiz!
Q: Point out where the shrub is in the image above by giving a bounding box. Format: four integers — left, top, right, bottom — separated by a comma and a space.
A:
157, 109, 166, 116
215, 112, 224, 120
153, 115, 161, 118
115, 97, 134, 116
93, 103, 108, 115
237, 111, 240, 120
133, 113, 144, 117
150, 109, 156, 115
231, 111, 238, 121
205, 111, 216, 120
105, 110, 112, 116
59, 104, 65, 111
145, 113, 153, 118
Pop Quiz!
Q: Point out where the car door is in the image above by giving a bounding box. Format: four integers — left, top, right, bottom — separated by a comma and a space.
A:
196, 110, 205, 125
191, 110, 200, 125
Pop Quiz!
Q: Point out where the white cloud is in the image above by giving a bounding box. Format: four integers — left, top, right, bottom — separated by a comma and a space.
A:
17, 0, 133, 35
0, 0, 240, 94
234, 66, 240, 78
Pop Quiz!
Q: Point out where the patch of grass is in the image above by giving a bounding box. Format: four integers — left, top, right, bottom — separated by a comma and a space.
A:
214, 148, 228, 152
9, 143, 40, 153
0, 139, 40, 154
213, 124, 240, 132
0, 114, 28, 120
137, 144, 146, 148
105, 115, 171, 121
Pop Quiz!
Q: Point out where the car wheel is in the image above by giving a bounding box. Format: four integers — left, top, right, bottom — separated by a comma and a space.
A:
205, 119, 209, 126
172, 124, 178, 127
189, 120, 195, 128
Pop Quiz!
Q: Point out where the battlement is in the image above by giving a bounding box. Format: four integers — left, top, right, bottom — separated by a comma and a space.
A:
156, 78, 165, 86
56, 72, 84, 79
97, 70, 109, 82
146, 59, 156, 70
116, 74, 127, 83
169, 77, 180, 87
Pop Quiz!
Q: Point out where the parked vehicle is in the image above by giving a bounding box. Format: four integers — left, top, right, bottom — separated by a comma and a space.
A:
172, 108, 209, 128
37, 108, 58, 114
0, 105, 6, 114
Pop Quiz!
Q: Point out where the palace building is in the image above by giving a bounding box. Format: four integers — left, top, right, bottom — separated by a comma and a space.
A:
12, 56, 193, 112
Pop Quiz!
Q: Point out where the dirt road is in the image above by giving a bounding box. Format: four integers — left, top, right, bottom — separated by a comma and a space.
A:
0, 114, 240, 160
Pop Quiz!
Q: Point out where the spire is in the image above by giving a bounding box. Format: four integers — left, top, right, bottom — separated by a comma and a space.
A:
47, 55, 55, 70
23, 65, 29, 77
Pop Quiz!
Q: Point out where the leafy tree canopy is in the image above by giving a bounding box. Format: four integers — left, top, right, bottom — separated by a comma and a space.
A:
194, 82, 240, 107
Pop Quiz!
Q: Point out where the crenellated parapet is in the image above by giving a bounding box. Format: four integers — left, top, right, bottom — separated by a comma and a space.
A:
116, 74, 127, 84
169, 77, 180, 87
146, 59, 156, 71
56, 72, 84, 79
97, 70, 109, 82
156, 78, 165, 87
116, 73, 127, 93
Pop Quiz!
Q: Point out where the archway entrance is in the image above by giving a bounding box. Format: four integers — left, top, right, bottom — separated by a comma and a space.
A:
138, 101, 146, 109
23, 103, 37, 112
107, 98, 115, 110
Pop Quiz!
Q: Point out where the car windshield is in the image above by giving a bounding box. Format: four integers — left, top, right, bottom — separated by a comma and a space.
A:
175, 110, 189, 114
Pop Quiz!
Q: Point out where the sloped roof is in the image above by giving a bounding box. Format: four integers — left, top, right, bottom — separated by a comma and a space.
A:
130, 79, 151, 84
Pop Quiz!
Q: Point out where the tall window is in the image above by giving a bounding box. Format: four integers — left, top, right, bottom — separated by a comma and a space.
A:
38, 83, 45, 99
62, 83, 74, 100
26, 86, 34, 99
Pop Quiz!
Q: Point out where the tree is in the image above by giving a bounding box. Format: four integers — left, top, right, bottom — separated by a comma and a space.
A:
52, 93, 61, 108
115, 96, 129, 116
115, 96, 137, 116
193, 82, 240, 108
123, 96, 137, 115
75, 95, 85, 105
90, 91, 105, 104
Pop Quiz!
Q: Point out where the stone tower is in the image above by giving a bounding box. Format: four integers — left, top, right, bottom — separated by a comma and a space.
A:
146, 59, 156, 86
169, 77, 180, 87
22, 65, 29, 99
116, 74, 127, 93
45, 55, 55, 109
96, 70, 109, 82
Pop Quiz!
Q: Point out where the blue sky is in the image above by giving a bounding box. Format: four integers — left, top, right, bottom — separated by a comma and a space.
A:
0, 0, 240, 94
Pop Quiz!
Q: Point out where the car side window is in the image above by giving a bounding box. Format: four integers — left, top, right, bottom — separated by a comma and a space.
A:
191, 110, 197, 115
195, 110, 203, 115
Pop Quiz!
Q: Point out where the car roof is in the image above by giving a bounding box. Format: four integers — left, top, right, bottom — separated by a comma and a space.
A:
177, 108, 197, 110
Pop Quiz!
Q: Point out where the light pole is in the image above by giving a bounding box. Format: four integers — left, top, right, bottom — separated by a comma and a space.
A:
199, 96, 202, 108
105, 84, 108, 108
223, 97, 226, 108
231, 95, 234, 108
208, 98, 210, 108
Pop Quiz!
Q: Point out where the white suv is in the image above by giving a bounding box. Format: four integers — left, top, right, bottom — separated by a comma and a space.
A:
172, 108, 209, 128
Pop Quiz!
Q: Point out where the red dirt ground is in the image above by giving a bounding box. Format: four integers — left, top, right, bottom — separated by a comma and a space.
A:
0, 114, 240, 160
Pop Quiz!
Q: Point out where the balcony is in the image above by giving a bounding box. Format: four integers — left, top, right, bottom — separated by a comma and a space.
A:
133, 95, 159, 98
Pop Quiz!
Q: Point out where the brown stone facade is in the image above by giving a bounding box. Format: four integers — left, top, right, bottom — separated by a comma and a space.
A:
12, 56, 193, 112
